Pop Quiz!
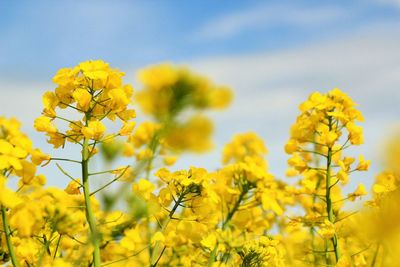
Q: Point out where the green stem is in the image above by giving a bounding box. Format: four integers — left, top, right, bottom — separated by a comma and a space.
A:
208, 247, 218, 267
325, 116, 341, 263
324, 240, 331, 266
222, 190, 246, 230
208, 188, 247, 267
311, 141, 322, 266
82, 137, 101, 267
1, 206, 20, 267
37, 232, 54, 267
150, 191, 186, 266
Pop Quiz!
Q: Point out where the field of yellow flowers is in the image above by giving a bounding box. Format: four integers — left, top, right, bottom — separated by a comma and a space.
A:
0, 60, 399, 267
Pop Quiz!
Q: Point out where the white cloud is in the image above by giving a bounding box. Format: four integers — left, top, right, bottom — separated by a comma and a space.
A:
196, 3, 348, 40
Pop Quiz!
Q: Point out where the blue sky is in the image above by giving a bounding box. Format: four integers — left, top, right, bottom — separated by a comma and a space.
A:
1, 0, 399, 80
1, 0, 400, 193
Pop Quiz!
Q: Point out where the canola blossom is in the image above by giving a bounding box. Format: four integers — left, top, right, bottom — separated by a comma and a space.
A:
0, 60, 398, 267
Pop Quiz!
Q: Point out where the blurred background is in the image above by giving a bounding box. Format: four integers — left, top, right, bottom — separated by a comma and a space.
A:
0, 0, 399, 191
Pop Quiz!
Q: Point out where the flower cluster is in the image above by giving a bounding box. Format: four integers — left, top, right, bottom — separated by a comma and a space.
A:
239, 237, 285, 267
122, 64, 232, 182
34, 60, 136, 149
0, 117, 48, 205
284, 88, 369, 265
136, 63, 232, 120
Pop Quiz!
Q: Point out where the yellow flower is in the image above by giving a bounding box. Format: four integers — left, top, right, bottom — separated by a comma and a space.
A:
117, 108, 136, 122
30, 148, 51, 165
9, 208, 36, 237
0, 139, 13, 155
120, 226, 142, 251
287, 154, 307, 172
0, 176, 22, 208
151, 231, 165, 245
262, 192, 283, 215
208, 87, 233, 109
119, 121, 136, 136
373, 183, 388, 194
322, 130, 339, 147
222, 132, 267, 164
46, 132, 65, 148
64, 179, 81, 195
108, 88, 130, 113
356, 155, 370, 171
163, 155, 177, 166
337, 170, 349, 184
42, 91, 59, 117
284, 139, 298, 154
81, 120, 106, 140
347, 122, 364, 145
0, 143, 24, 170
348, 184, 368, 201
15, 160, 37, 185
72, 88, 92, 111
79, 60, 110, 81
318, 220, 336, 239
132, 179, 155, 200
53, 67, 74, 85
285, 168, 298, 177
137, 63, 179, 88
34, 116, 57, 133
123, 142, 135, 157
201, 233, 217, 249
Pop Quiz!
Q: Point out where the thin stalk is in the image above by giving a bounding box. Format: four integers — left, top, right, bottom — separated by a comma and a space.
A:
208, 188, 247, 267
82, 137, 101, 267
325, 116, 341, 263
151, 246, 166, 267
1, 205, 20, 267
89, 168, 124, 176
311, 140, 322, 266
324, 240, 331, 266
150, 191, 186, 267
51, 158, 82, 164
101, 245, 149, 266
222, 189, 246, 229
90, 166, 130, 196
53, 234, 62, 259
56, 163, 83, 186
37, 232, 54, 267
